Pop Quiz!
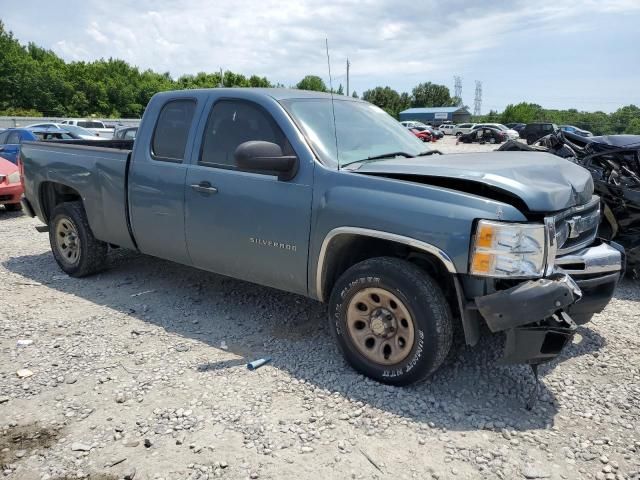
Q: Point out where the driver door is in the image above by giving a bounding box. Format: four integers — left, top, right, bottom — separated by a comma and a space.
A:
184, 99, 312, 295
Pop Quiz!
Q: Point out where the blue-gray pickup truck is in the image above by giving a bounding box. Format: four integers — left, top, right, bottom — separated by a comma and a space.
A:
20, 88, 623, 386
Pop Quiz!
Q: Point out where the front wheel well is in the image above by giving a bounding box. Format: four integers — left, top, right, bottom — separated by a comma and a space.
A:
319, 234, 460, 319
39, 182, 82, 222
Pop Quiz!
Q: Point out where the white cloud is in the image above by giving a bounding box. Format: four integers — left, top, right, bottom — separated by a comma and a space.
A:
3, 0, 640, 109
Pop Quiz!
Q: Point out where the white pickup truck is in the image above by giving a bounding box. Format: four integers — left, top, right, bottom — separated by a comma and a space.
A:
59, 119, 114, 138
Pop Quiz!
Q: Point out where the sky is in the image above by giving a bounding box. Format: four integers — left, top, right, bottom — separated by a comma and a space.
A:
2, 0, 639, 113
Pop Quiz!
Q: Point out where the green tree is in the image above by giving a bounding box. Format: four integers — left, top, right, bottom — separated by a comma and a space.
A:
500, 102, 545, 124
351, 91, 359, 99
610, 105, 640, 134
624, 117, 640, 135
336, 83, 344, 95
362, 86, 409, 118
296, 75, 327, 92
411, 82, 455, 108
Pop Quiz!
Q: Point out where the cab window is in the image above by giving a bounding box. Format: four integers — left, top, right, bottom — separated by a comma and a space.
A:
199, 100, 289, 168
151, 99, 197, 162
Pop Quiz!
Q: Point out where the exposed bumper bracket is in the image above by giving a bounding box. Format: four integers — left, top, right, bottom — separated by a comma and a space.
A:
500, 312, 577, 365
475, 274, 581, 333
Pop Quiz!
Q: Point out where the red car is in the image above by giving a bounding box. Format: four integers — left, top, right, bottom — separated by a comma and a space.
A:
409, 128, 433, 142
0, 156, 23, 211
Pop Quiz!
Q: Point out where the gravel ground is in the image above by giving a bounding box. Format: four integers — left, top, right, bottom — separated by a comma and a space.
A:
429, 134, 506, 153
1, 153, 639, 479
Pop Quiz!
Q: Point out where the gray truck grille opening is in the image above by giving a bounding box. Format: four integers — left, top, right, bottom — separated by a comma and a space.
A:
554, 197, 600, 255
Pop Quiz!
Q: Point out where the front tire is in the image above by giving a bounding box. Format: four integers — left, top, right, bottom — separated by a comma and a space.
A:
49, 202, 108, 277
328, 257, 453, 386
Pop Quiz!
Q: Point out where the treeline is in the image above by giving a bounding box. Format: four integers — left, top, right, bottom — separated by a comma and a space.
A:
474, 103, 640, 136
1, 22, 638, 135
0, 21, 461, 119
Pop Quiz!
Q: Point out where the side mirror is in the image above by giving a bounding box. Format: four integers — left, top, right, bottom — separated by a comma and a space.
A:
234, 141, 298, 181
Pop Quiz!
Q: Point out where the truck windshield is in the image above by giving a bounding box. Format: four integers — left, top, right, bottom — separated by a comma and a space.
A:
281, 98, 429, 168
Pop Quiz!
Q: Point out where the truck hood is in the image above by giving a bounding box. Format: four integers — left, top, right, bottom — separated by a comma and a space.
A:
354, 151, 594, 212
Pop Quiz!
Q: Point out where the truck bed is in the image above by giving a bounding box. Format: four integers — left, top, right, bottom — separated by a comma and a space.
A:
21, 140, 136, 250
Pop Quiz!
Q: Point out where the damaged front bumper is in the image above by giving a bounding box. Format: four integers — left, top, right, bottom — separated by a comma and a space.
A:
474, 240, 623, 365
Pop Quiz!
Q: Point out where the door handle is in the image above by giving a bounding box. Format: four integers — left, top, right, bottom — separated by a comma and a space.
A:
190, 181, 218, 194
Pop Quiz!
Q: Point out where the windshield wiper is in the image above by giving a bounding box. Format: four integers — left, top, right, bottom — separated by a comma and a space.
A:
341, 151, 415, 169
417, 150, 442, 156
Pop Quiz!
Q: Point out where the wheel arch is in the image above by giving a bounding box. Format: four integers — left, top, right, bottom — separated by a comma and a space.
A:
314, 227, 481, 345
316, 228, 457, 302
39, 181, 83, 223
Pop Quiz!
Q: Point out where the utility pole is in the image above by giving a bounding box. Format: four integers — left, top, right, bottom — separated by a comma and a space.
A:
474, 80, 483, 116
219, 68, 224, 87
346, 59, 350, 97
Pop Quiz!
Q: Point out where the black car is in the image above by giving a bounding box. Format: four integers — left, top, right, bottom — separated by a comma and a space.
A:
458, 126, 506, 144
522, 123, 558, 145
506, 123, 526, 136
113, 126, 138, 140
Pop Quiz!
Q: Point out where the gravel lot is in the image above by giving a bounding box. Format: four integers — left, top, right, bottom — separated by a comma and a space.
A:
1, 141, 639, 479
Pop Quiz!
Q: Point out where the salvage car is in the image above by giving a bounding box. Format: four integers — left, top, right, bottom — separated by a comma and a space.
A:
439, 124, 456, 135
458, 126, 506, 144
498, 131, 639, 276
26, 123, 105, 140
409, 128, 432, 142
410, 125, 442, 140
0, 156, 23, 211
523, 123, 558, 145
474, 123, 520, 140
59, 119, 114, 138
453, 123, 477, 136
559, 125, 593, 137
112, 126, 138, 140
20, 88, 623, 388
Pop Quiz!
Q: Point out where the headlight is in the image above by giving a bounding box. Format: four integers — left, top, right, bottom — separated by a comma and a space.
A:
7, 172, 20, 184
470, 220, 547, 278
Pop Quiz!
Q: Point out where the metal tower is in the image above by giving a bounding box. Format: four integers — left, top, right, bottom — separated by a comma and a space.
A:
453, 76, 462, 102
474, 80, 482, 116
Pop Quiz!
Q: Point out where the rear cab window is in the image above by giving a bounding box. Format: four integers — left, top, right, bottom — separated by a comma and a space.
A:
151, 99, 197, 162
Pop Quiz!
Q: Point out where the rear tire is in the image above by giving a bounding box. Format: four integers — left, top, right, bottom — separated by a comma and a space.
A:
328, 257, 453, 386
49, 202, 108, 277
4, 203, 22, 212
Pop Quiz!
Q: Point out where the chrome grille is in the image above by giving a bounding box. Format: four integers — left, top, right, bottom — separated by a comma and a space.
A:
552, 197, 600, 255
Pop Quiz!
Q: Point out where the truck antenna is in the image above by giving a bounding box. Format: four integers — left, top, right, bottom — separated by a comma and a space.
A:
326, 38, 340, 169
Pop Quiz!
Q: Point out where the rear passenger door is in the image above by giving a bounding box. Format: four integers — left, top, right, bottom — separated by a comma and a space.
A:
128, 98, 199, 265
184, 98, 312, 295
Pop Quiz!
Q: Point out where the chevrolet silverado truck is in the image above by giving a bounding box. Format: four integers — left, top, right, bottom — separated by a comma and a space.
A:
20, 88, 624, 386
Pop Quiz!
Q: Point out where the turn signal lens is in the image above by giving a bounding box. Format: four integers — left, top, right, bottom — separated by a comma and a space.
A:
475, 224, 495, 249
